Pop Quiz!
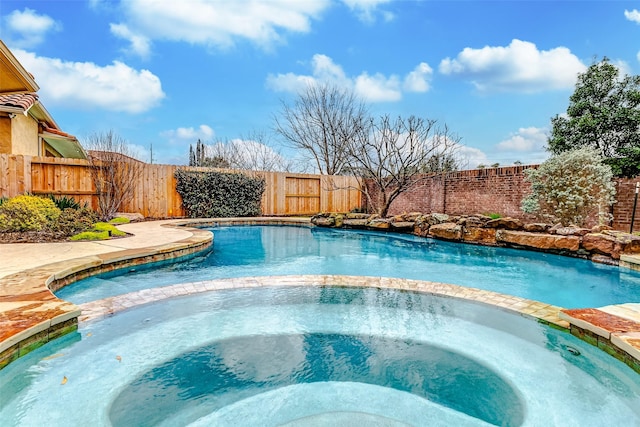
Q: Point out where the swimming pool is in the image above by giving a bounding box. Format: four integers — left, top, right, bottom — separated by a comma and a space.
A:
2, 286, 639, 426
57, 225, 640, 308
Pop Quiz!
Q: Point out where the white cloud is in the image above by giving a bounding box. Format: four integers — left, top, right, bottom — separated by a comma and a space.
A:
110, 23, 152, 58
13, 49, 165, 113
403, 62, 433, 92
341, 0, 394, 23
637, 51, 640, 63
496, 127, 548, 152
354, 72, 401, 102
457, 145, 489, 169
625, 9, 640, 24
267, 54, 431, 102
439, 39, 586, 93
3, 8, 61, 48
113, 0, 329, 55
161, 125, 215, 145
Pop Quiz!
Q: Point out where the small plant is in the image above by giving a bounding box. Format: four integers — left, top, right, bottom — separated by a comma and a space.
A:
70, 231, 110, 241
0, 197, 7, 207
48, 194, 86, 210
69, 221, 125, 240
109, 216, 130, 224
53, 207, 99, 235
485, 213, 502, 220
0, 194, 61, 232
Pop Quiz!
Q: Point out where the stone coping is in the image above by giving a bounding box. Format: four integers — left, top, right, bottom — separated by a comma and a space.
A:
79, 275, 569, 328
1, 216, 640, 375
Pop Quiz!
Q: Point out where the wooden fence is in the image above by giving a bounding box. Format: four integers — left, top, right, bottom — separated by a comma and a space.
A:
0, 155, 362, 217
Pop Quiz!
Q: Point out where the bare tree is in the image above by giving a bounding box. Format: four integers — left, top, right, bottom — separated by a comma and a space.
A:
274, 83, 368, 175
84, 130, 143, 221
347, 115, 461, 217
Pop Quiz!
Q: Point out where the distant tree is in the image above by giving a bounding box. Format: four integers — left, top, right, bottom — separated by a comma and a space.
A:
274, 83, 368, 174
548, 58, 640, 177
84, 130, 143, 221
347, 115, 461, 217
521, 147, 615, 226
513, 160, 523, 165
420, 152, 459, 173
491, 162, 500, 168
188, 132, 294, 172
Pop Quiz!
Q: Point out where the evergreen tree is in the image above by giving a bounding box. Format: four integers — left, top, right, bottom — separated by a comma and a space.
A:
548, 58, 640, 177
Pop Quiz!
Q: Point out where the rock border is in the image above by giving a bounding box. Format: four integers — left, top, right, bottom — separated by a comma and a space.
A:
312, 212, 640, 265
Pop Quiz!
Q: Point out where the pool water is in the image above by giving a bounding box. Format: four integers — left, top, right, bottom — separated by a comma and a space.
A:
58, 225, 640, 308
2, 287, 639, 426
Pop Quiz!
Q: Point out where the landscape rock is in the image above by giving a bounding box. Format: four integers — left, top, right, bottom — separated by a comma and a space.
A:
413, 216, 430, 237
457, 216, 486, 227
426, 213, 450, 225
343, 219, 368, 228
524, 223, 550, 233
462, 226, 497, 245
496, 230, 580, 252
311, 215, 335, 227
429, 223, 462, 241
582, 233, 619, 258
346, 213, 369, 220
485, 217, 523, 230
390, 221, 415, 231
368, 218, 391, 230
555, 226, 591, 236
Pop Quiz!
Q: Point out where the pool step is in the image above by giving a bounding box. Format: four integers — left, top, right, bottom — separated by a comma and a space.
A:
559, 304, 640, 373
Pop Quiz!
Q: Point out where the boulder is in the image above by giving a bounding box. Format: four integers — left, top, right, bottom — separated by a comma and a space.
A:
485, 217, 523, 230
333, 214, 345, 228
311, 216, 335, 227
368, 218, 391, 230
391, 221, 415, 231
604, 231, 640, 254
346, 212, 370, 220
413, 216, 430, 237
496, 230, 580, 252
462, 226, 497, 245
523, 223, 550, 233
555, 226, 591, 236
402, 212, 424, 222
591, 224, 613, 233
457, 216, 486, 227
343, 219, 369, 228
429, 223, 462, 241
582, 233, 619, 258
426, 213, 451, 225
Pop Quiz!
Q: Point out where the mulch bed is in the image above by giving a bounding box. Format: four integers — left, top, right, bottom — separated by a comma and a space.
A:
0, 231, 72, 243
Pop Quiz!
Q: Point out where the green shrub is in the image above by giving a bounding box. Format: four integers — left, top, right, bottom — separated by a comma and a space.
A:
48, 194, 86, 210
175, 170, 265, 218
92, 222, 126, 236
0, 197, 7, 207
70, 231, 110, 241
0, 195, 61, 232
486, 213, 502, 220
52, 207, 99, 235
521, 148, 616, 226
109, 216, 130, 224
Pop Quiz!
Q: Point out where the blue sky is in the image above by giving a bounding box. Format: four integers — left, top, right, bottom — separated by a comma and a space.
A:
2, 1, 639, 169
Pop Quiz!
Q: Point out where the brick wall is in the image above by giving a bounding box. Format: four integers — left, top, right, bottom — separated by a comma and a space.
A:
368, 165, 640, 231
612, 179, 640, 232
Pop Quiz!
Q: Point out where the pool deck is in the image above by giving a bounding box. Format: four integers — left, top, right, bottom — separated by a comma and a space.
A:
1, 218, 640, 372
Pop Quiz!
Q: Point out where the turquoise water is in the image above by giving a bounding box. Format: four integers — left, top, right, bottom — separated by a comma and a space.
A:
58, 225, 640, 308
2, 287, 639, 426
